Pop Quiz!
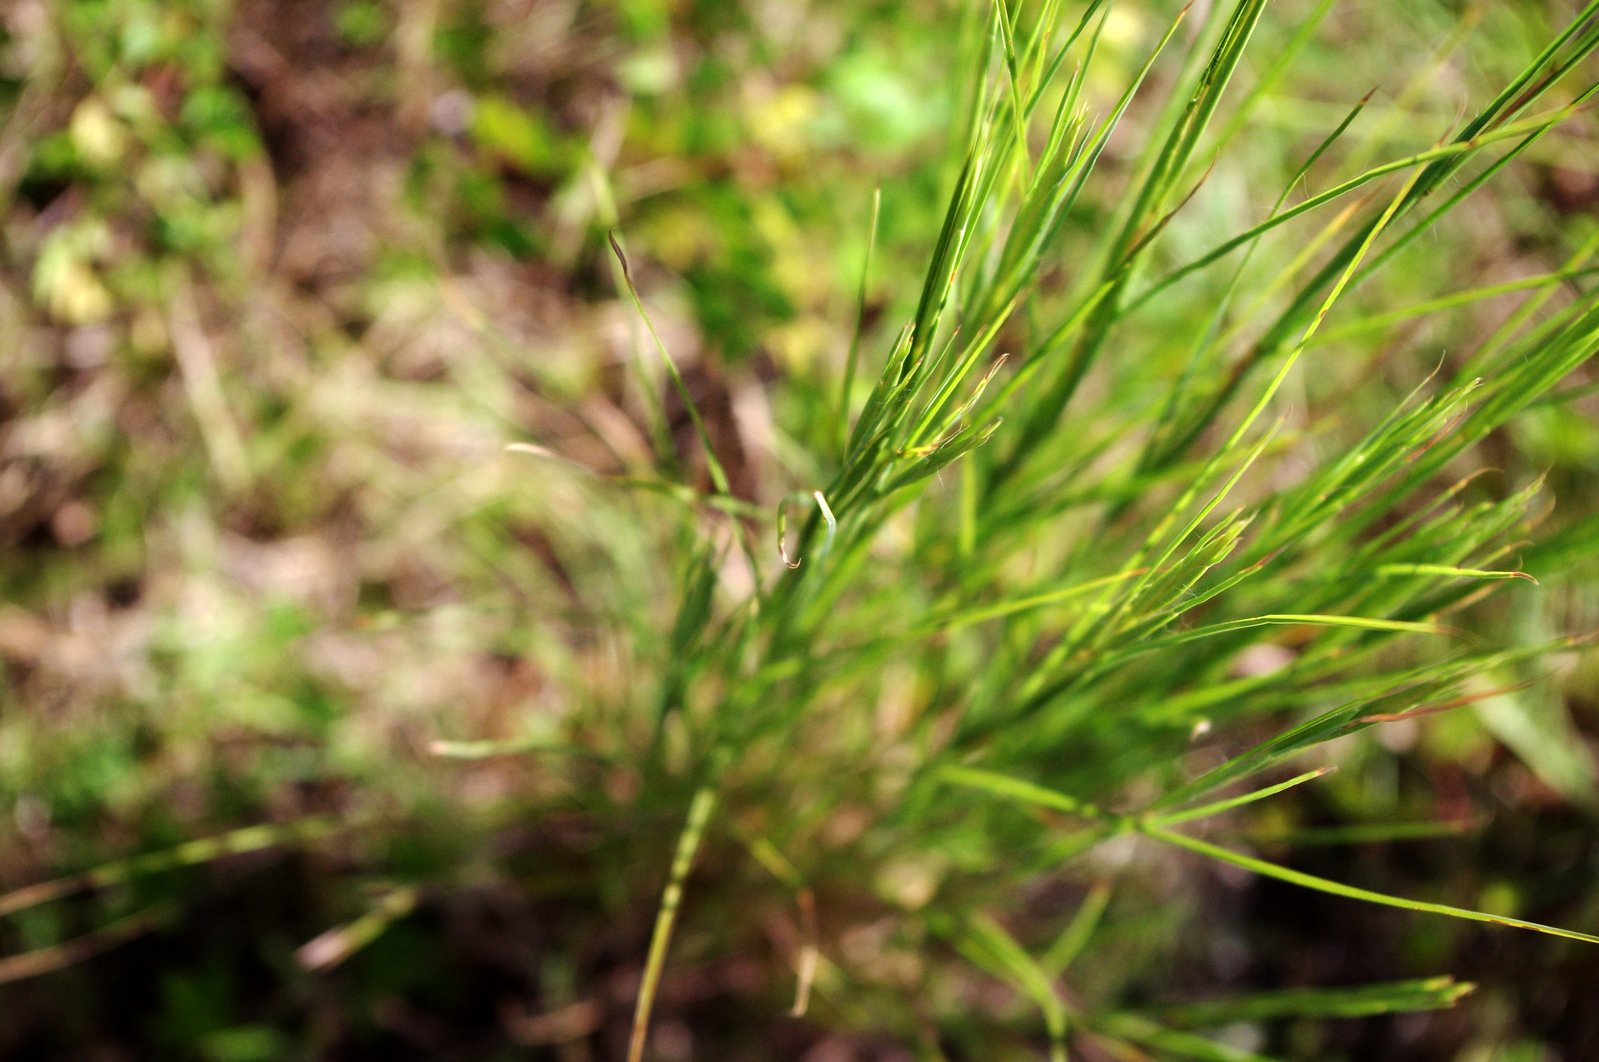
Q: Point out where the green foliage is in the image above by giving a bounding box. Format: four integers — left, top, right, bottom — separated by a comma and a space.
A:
5, 0, 1599, 1058
608, 1, 1599, 1056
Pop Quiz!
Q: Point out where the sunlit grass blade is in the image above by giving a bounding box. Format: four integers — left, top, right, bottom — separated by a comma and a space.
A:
1124, 103, 1593, 318
1147, 767, 1333, 828
1309, 266, 1599, 347
1373, 563, 1536, 584
1146, 826, 1599, 944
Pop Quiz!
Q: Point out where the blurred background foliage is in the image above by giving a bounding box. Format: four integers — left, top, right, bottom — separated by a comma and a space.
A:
2, 0, 1598, 1058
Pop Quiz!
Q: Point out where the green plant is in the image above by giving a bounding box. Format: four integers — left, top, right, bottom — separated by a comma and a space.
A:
593, 1, 1599, 1057
6, 0, 1599, 1057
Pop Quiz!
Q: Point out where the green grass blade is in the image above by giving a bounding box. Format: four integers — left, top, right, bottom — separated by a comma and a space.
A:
937, 763, 1114, 822
609, 232, 732, 496
1139, 976, 1474, 1027
628, 783, 719, 1062
943, 911, 1069, 1062
1148, 767, 1332, 828
1145, 826, 1599, 945
838, 187, 882, 456
1042, 880, 1113, 976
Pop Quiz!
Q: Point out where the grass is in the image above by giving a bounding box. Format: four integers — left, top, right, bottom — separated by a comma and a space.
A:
611, 1, 1599, 1055
4, 0, 1599, 1057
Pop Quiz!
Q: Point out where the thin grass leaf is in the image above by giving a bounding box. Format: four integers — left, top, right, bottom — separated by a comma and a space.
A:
838, 187, 882, 455
916, 569, 1147, 635
1093, 1012, 1285, 1062
943, 911, 1068, 1062
1146, 826, 1599, 944
937, 763, 1115, 822
296, 886, 421, 971
1042, 880, 1113, 976
1473, 680, 1599, 806
608, 232, 731, 496
1309, 266, 1599, 347
1166, 613, 1452, 644
1125, 103, 1594, 317
0, 818, 342, 919
1140, 976, 1474, 1028
430, 734, 587, 759
1148, 767, 1333, 828
628, 783, 718, 1062
1249, 819, 1478, 848
0, 903, 177, 986
1373, 563, 1536, 584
